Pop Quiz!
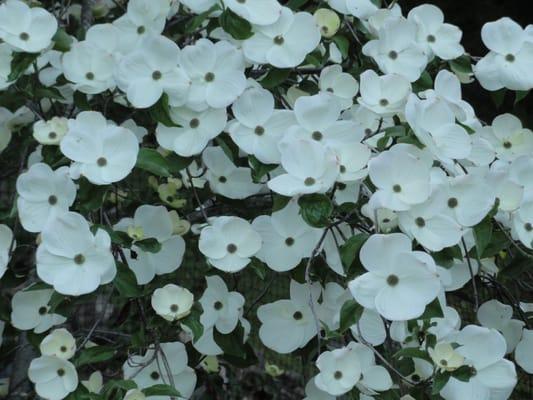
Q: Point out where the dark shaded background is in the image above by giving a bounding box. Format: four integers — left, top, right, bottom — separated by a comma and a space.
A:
402, 0, 533, 123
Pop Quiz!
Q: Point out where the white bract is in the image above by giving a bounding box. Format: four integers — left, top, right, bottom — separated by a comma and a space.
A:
258, 280, 320, 353
16, 163, 76, 233
116, 34, 190, 108
10, 288, 66, 333
180, 39, 247, 110
60, 111, 139, 185
242, 7, 321, 68
39, 328, 76, 360
348, 233, 441, 321
115, 205, 186, 284
252, 200, 322, 271
0, 0, 57, 53
156, 106, 227, 157
151, 284, 194, 321
32, 117, 69, 146
36, 212, 116, 296
474, 17, 533, 91
28, 356, 78, 400
362, 17, 428, 82
228, 86, 296, 164
199, 275, 245, 334
199, 216, 261, 272
268, 138, 339, 196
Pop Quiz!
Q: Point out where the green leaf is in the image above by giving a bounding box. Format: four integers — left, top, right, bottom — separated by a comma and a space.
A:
180, 307, 204, 343
73, 91, 91, 111
76, 178, 108, 212
114, 262, 142, 298
514, 90, 529, 105
101, 379, 137, 398
473, 218, 493, 258
219, 9, 254, 40
419, 297, 444, 320
142, 384, 181, 397
135, 238, 162, 253
213, 322, 257, 367
449, 55, 473, 75
184, 4, 220, 33
412, 70, 433, 92
490, 88, 507, 109
136, 148, 172, 177
34, 86, 65, 101
286, 0, 310, 10
394, 347, 432, 363
339, 299, 364, 333
298, 194, 333, 228
259, 68, 291, 89
339, 233, 369, 275
332, 35, 350, 59
8, 52, 39, 82
249, 258, 268, 280
248, 155, 277, 183
92, 225, 133, 247
149, 94, 179, 127
272, 194, 291, 212
432, 371, 451, 395
451, 365, 475, 382
75, 346, 116, 367
52, 28, 73, 52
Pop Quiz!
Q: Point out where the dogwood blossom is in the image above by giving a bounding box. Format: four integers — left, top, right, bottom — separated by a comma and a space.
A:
199, 216, 261, 272
114, 205, 186, 284
349, 233, 441, 320
16, 163, 76, 233
0, 0, 57, 53
28, 356, 78, 400
242, 7, 321, 68
0, 224, 13, 279
36, 212, 116, 296
60, 111, 139, 184
151, 284, 194, 321
11, 288, 66, 333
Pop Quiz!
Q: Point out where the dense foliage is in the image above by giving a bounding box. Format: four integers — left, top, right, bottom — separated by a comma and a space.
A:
1, 0, 533, 399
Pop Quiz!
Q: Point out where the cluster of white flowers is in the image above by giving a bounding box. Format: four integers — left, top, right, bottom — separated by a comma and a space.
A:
0, 0, 532, 399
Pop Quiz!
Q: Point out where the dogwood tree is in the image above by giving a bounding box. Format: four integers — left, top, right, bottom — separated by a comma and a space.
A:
0, 0, 532, 399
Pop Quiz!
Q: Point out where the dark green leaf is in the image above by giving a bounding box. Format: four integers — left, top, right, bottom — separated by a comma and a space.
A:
394, 347, 432, 363
8, 52, 39, 82
449, 55, 473, 75
34, 86, 65, 101
248, 155, 277, 183
332, 35, 349, 59
339, 233, 369, 275
142, 384, 181, 397
76, 178, 108, 212
286, 0, 310, 10
432, 371, 451, 395
75, 346, 116, 367
136, 148, 172, 177
259, 68, 291, 89
515, 90, 529, 105
135, 238, 162, 253
298, 194, 333, 228
114, 262, 143, 298
419, 298, 444, 320
451, 365, 475, 382
149, 94, 179, 127
219, 9, 254, 40
339, 299, 364, 333
473, 218, 493, 258
272, 194, 291, 212
52, 28, 73, 52
184, 5, 220, 33
490, 88, 507, 109
181, 307, 204, 343
213, 322, 258, 367
73, 91, 91, 111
